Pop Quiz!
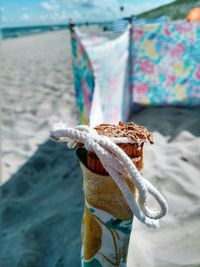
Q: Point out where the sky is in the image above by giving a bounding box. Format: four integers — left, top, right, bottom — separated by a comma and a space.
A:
0, 0, 175, 27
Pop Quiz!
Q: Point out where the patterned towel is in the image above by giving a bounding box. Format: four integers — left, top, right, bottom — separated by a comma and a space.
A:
71, 20, 200, 126
131, 21, 200, 105
71, 27, 131, 126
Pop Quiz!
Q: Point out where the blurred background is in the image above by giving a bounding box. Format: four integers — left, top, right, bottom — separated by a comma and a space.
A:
1, 0, 200, 183
0, 1, 200, 267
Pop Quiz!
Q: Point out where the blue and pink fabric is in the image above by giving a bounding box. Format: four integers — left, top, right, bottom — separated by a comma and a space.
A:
70, 29, 95, 125
131, 22, 200, 105
70, 20, 200, 125
71, 27, 131, 126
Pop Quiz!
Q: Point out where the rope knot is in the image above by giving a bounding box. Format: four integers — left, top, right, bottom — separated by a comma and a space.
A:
84, 138, 94, 152
50, 124, 168, 228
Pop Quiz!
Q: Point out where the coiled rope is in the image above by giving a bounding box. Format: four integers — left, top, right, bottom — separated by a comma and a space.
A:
50, 123, 168, 228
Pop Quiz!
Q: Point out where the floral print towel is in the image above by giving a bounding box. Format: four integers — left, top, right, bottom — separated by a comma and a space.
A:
131, 22, 200, 105
71, 21, 200, 126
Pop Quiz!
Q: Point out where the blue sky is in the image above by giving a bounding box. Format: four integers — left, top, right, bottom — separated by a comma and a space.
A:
0, 0, 174, 27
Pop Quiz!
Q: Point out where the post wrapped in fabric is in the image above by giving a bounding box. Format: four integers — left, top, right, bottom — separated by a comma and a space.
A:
50, 121, 168, 267
76, 122, 152, 267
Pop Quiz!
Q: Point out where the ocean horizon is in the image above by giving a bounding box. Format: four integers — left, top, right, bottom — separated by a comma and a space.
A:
0, 24, 70, 40
0, 20, 114, 40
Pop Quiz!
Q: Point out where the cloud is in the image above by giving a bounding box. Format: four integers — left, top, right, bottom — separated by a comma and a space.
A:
21, 13, 30, 22
70, 0, 99, 9
119, 0, 175, 15
38, 0, 175, 25
38, 0, 122, 23
70, 0, 119, 10
2, 16, 7, 22
64, 0, 121, 21
21, 7, 28, 12
41, 0, 60, 11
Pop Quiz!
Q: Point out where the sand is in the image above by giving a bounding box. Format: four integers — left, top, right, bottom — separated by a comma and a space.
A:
0, 30, 200, 267
128, 107, 200, 267
1, 30, 78, 183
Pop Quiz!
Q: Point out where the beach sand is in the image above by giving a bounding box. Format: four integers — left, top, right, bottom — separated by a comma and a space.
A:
0, 30, 200, 267
1, 30, 78, 183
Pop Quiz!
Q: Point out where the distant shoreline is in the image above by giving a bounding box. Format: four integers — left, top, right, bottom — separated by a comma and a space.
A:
0, 21, 114, 40
0, 24, 69, 40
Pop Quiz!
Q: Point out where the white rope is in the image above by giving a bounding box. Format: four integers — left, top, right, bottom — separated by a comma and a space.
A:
50, 123, 168, 228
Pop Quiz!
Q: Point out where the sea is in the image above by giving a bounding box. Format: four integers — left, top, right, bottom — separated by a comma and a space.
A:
0, 21, 115, 40
0, 24, 69, 40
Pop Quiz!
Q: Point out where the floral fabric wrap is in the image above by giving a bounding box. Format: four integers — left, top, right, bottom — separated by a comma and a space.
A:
77, 148, 140, 267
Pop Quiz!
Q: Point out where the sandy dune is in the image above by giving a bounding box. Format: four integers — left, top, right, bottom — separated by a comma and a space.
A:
0, 30, 200, 267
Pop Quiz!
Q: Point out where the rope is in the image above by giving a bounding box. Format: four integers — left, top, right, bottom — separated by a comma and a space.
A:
50, 123, 168, 228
